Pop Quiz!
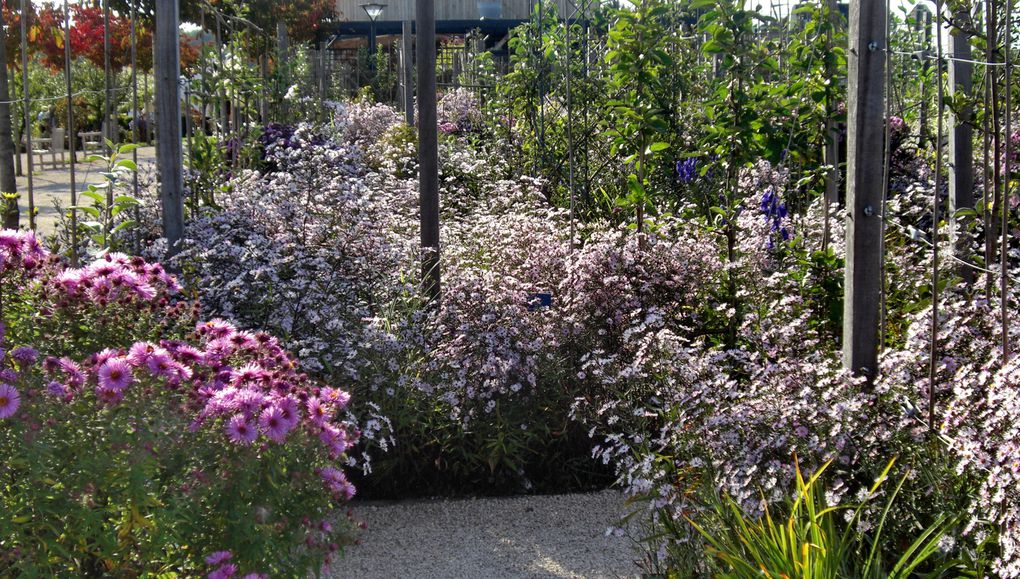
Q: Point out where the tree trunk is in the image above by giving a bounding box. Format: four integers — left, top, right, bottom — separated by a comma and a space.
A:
0, 9, 20, 229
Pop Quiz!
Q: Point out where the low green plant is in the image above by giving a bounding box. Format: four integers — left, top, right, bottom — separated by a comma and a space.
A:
687, 457, 965, 578
69, 140, 141, 255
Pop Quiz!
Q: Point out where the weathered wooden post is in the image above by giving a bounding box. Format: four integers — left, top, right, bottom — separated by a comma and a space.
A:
156, 0, 185, 255
403, 19, 415, 125
843, 0, 887, 378
822, 0, 841, 251
948, 6, 974, 283
417, 0, 440, 301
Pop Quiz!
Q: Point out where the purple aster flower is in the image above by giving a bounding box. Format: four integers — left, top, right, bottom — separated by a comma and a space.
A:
208, 563, 238, 579
225, 414, 258, 445
98, 358, 133, 392
46, 381, 70, 399
0, 368, 17, 383
0, 384, 20, 419
205, 550, 233, 566
10, 346, 38, 367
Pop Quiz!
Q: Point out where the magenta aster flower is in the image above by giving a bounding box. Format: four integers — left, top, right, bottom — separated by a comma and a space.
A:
98, 358, 133, 391
225, 414, 258, 444
259, 405, 290, 443
0, 384, 20, 419
277, 396, 301, 429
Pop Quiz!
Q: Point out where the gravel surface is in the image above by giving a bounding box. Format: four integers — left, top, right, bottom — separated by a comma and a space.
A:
330, 490, 643, 579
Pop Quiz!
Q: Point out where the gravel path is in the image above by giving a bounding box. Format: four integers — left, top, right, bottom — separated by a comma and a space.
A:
331, 491, 643, 579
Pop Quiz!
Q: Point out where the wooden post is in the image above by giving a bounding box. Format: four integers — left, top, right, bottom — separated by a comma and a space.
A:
948, 7, 974, 283
155, 0, 185, 255
403, 20, 414, 125
0, 9, 19, 229
843, 0, 887, 378
822, 0, 841, 252
417, 0, 440, 301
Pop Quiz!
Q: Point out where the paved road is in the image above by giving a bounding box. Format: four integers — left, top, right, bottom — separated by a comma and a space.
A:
11, 146, 158, 235
331, 491, 643, 579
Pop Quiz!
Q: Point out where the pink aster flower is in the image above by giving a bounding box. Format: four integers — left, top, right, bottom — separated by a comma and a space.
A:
98, 358, 133, 392
0, 384, 20, 419
259, 405, 290, 443
225, 414, 258, 445
95, 386, 125, 405
321, 387, 351, 410
127, 342, 157, 367
145, 349, 175, 378
306, 397, 332, 426
277, 395, 301, 429
58, 358, 85, 387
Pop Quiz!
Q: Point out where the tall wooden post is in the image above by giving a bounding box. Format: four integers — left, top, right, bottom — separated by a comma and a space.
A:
402, 20, 414, 125
843, 0, 887, 377
948, 7, 974, 283
822, 0, 841, 251
155, 0, 184, 255
417, 0, 440, 301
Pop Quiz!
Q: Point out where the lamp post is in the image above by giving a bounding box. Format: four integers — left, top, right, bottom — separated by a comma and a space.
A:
361, 2, 386, 74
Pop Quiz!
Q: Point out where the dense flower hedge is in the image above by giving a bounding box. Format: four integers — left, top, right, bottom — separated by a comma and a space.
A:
125, 99, 1020, 576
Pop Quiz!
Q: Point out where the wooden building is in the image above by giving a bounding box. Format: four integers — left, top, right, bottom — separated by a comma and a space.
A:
334, 0, 574, 23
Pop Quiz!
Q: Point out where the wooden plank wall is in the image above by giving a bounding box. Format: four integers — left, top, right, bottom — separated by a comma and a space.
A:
335, 0, 574, 22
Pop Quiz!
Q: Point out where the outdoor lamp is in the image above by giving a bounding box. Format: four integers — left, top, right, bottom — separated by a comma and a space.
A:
361, 3, 386, 21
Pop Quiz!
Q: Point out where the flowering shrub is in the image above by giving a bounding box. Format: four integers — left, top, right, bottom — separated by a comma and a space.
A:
0, 231, 358, 575
882, 291, 1020, 577
437, 88, 484, 134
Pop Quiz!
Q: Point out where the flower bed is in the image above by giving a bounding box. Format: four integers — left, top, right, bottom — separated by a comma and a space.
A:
0, 230, 358, 575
